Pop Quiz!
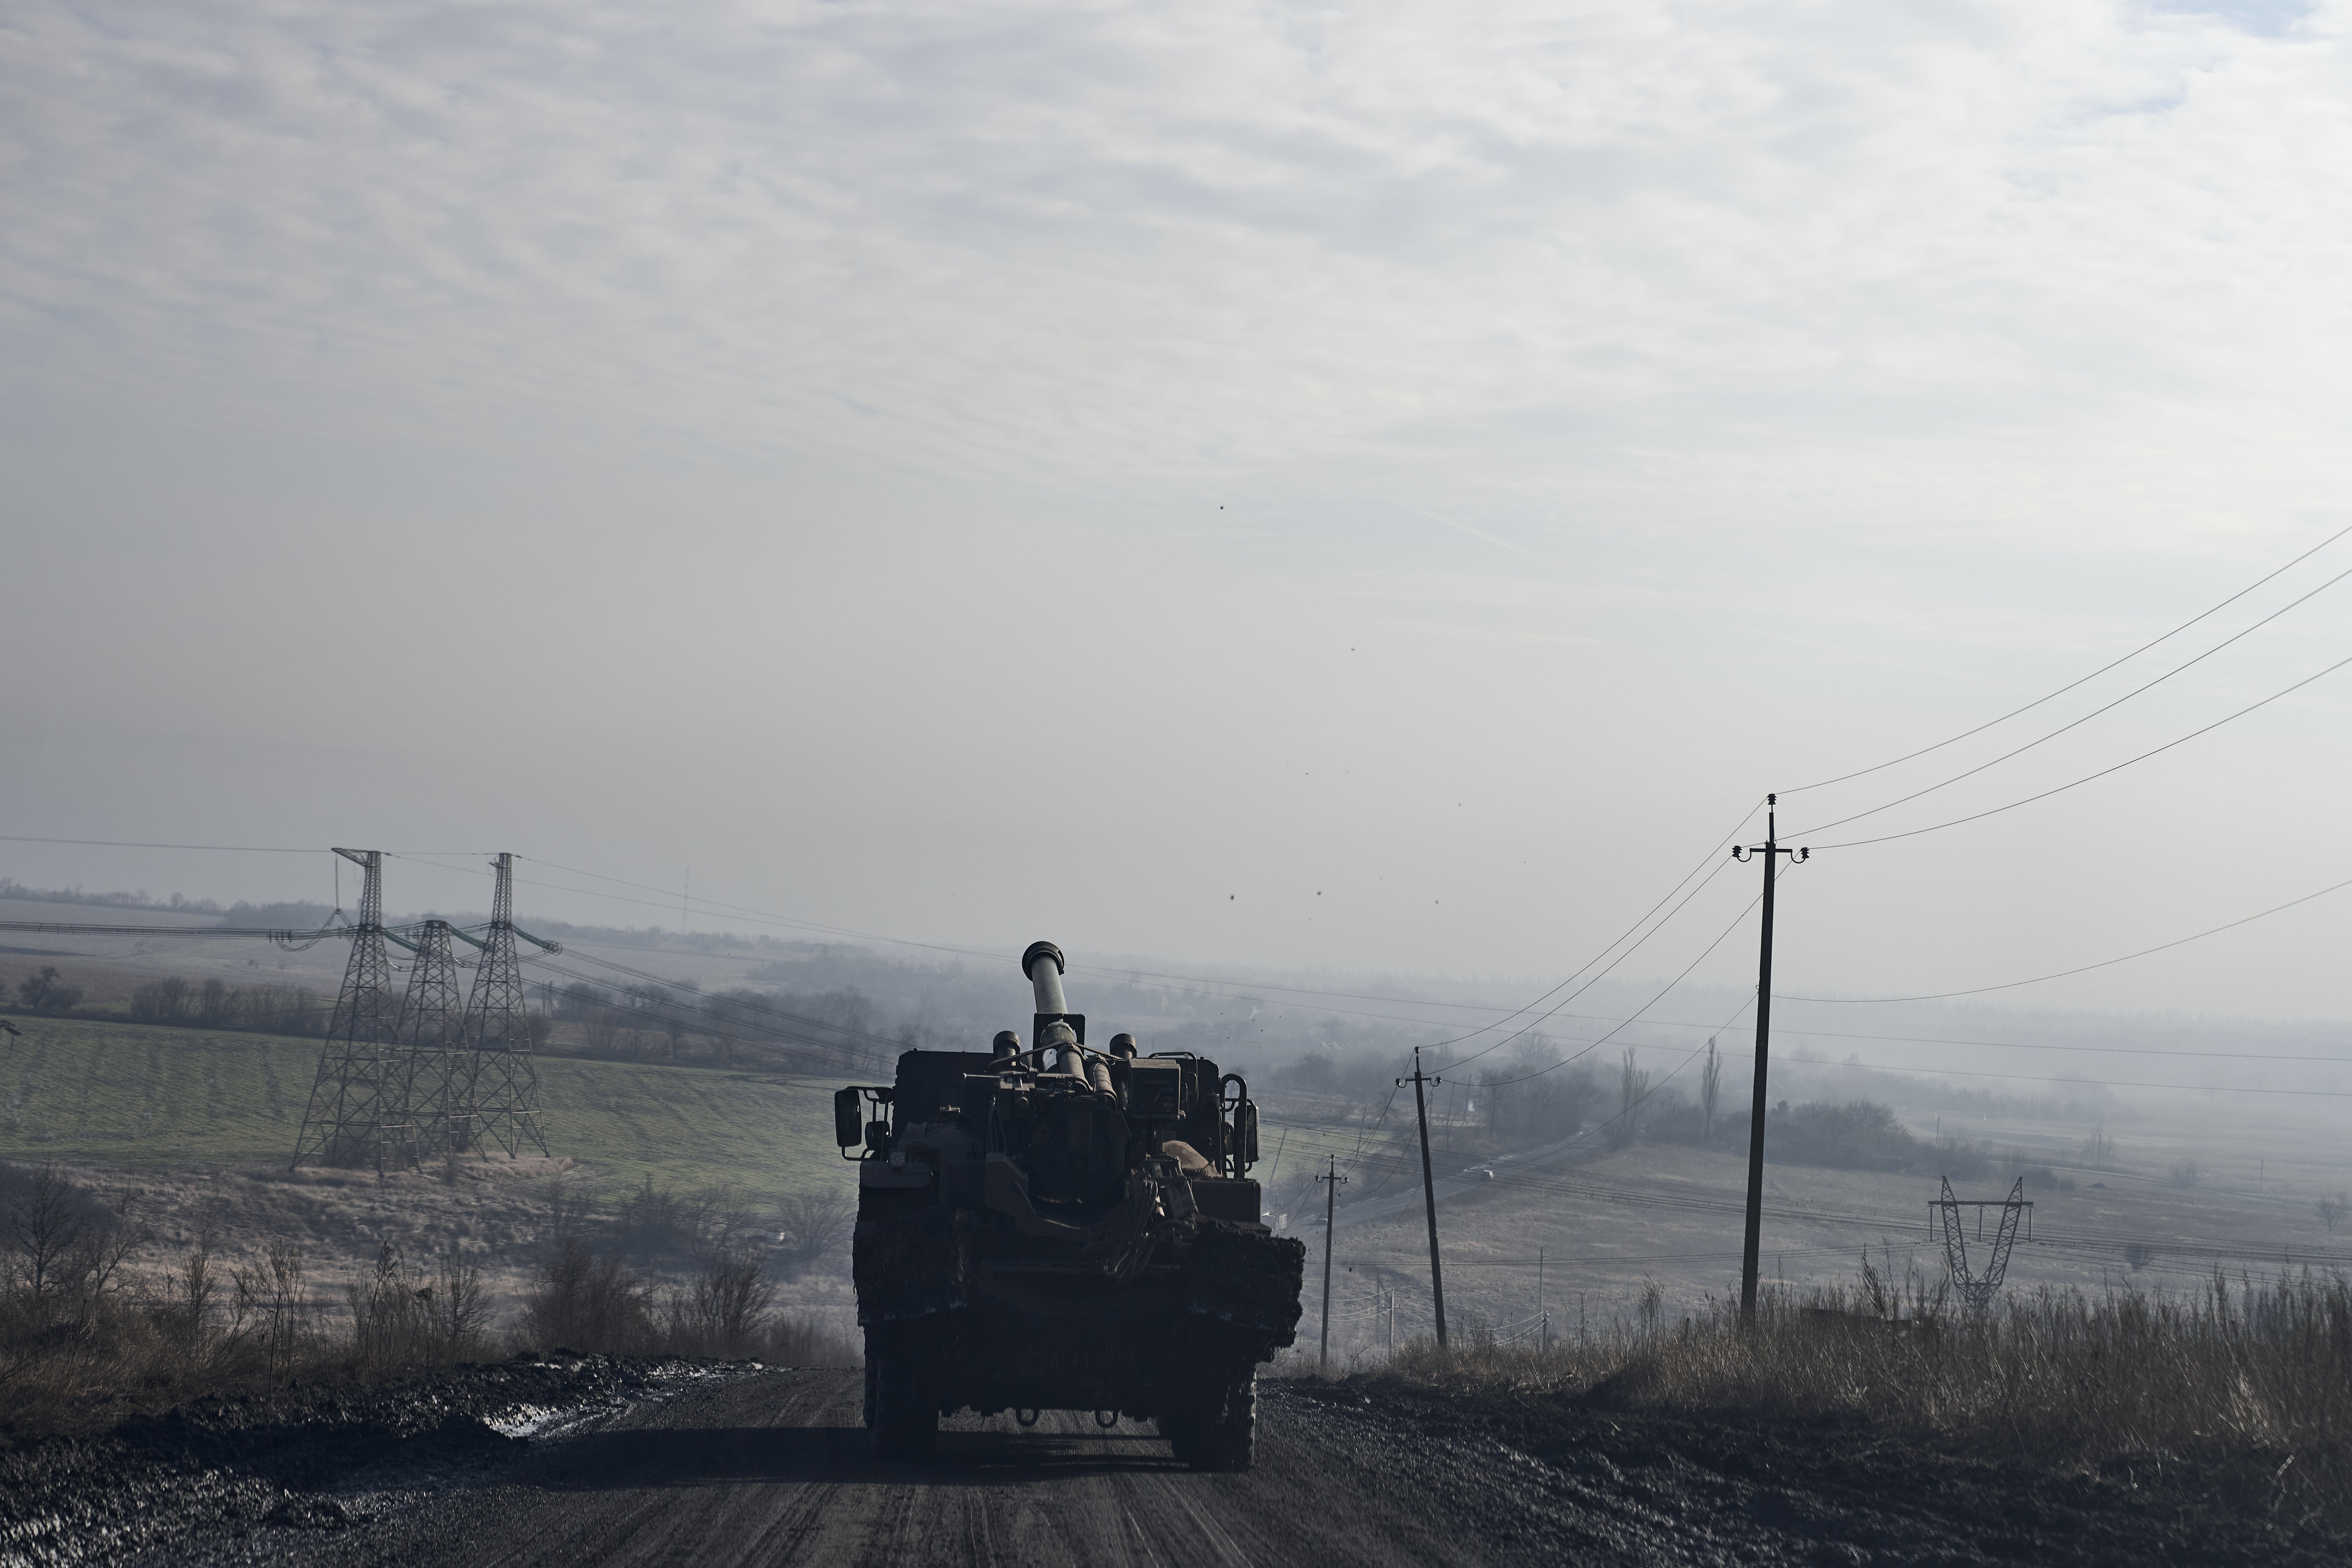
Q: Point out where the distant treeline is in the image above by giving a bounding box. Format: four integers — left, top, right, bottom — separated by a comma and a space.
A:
0, 879, 225, 914
542, 979, 904, 1075
125, 975, 330, 1035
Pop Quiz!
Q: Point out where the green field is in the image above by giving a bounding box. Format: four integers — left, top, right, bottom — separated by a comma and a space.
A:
0, 1015, 849, 1202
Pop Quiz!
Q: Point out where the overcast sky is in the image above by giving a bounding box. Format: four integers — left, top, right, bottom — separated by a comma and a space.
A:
6, 0, 2351, 1021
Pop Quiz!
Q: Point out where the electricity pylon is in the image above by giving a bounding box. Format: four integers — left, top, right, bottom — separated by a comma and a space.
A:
394, 919, 468, 1157
1936, 1176, 2031, 1309
463, 852, 550, 1157
292, 849, 418, 1173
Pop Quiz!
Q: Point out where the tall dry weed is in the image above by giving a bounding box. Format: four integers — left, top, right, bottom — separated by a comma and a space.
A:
1374, 1262, 2352, 1496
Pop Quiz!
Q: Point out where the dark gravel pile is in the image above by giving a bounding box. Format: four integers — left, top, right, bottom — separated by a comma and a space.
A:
0, 1355, 735, 1566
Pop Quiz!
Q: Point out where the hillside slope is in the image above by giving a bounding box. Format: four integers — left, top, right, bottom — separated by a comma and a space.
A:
0, 1016, 847, 1202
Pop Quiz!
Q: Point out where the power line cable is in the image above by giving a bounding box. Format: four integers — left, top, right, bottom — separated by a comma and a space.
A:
1482, 1010, 2352, 1069
1792, 560, 2352, 839
1781, 521, 2352, 795
1473, 873, 1779, 1089
0, 835, 322, 853
1807, 648, 2352, 850
1777, 869, 2352, 1003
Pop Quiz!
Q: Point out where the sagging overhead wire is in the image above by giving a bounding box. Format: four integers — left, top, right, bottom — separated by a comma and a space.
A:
1801, 648, 2352, 851
1403, 799, 1762, 1075
1791, 561, 2352, 842
1542, 1009, 2352, 1069
1775, 867, 2352, 1004
1779, 520, 2352, 797
1471, 870, 1779, 1090
1322, 825, 1766, 1192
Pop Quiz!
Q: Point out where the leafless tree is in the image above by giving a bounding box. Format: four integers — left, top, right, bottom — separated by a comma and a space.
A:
522, 1234, 654, 1353
161, 1225, 224, 1370
14, 968, 82, 1013
428, 1244, 493, 1363
775, 1189, 853, 1275
2318, 1193, 2349, 1234
1607, 1049, 1650, 1151
667, 1243, 777, 1357
1700, 1039, 1722, 1145
232, 1239, 311, 1380
4, 1164, 89, 1308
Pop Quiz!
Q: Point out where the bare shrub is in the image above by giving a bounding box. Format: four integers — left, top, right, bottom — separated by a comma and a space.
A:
345, 1242, 432, 1372
14, 967, 83, 1014
2318, 1194, 2348, 1234
0, 1165, 150, 1419
542, 1172, 603, 1240
519, 1234, 656, 1353
232, 1239, 313, 1380
1605, 1050, 1649, 1151
774, 1189, 853, 1276
614, 1174, 720, 1261
1, 1163, 146, 1334
129, 977, 193, 1023
154, 1226, 227, 1373
664, 1244, 777, 1357
1524, 1057, 1602, 1141
195, 977, 236, 1028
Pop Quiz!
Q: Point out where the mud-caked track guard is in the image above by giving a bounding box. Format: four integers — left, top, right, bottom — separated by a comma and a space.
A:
838, 940, 1305, 1469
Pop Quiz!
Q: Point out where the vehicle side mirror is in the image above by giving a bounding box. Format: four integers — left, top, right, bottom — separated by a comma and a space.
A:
834, 1087, 862, 1149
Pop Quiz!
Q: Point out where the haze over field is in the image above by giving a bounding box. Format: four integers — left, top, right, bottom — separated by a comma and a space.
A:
8, 0, 2352, 1034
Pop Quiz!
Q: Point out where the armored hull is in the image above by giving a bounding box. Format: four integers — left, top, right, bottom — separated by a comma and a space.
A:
839, 944, 1305, 1469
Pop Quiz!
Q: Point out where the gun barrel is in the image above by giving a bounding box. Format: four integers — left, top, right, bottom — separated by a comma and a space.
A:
1022, 940, 1068, 1016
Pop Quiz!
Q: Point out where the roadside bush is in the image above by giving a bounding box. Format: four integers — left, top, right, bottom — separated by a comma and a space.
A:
519, 1235, 658, 1353
662, 1243, 777, 1358
1370, 1265, 2352, 1526
774, 1189, 853, 1276
13, 968, 83, 1015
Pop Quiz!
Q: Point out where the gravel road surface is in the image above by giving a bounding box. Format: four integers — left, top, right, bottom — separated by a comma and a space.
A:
19, 1359, 2324, 1567
144, 1367, 1894, 1568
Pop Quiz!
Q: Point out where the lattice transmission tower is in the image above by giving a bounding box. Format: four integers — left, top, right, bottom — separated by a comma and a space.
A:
292, 849, 418, 1172
462, 852, 551, 1157
1936, 1175, 2031, 1309
393, 918, 469, 1157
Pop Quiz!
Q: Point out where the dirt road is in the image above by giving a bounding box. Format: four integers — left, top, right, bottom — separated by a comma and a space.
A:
179, 1368, 1785, 1568
68, 1361, 2328, 1567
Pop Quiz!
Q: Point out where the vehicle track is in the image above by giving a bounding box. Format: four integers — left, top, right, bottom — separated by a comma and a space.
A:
143, 1365, 2347, 1568
192, 1369, 1725, 1568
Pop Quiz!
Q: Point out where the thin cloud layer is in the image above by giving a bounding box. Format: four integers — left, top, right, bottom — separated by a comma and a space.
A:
7, 0, 2347, 500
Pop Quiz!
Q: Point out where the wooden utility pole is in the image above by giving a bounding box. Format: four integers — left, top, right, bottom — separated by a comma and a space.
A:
1317, 1157, 1347, 1372
1399, 1045, 1448, 1347
1733, 794, 1807, 1327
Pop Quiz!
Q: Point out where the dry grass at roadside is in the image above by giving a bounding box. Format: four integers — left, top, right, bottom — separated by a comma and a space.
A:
0, 1162, 860, 1441
1344, 1263, 2352, 1524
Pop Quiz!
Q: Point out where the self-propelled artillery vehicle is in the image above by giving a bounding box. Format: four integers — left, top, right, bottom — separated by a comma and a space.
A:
837, 941, 1305, 1468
